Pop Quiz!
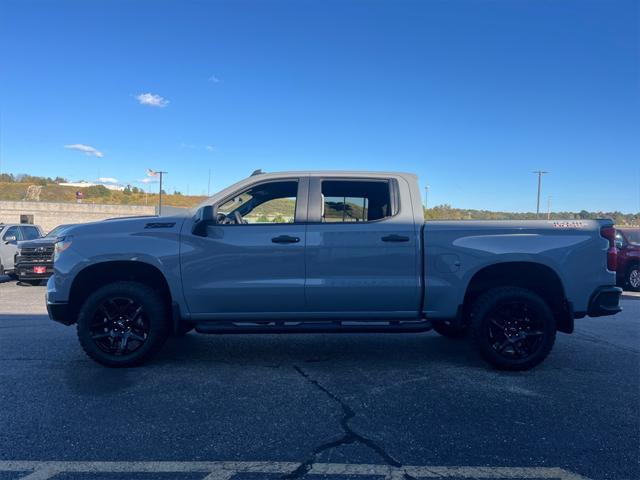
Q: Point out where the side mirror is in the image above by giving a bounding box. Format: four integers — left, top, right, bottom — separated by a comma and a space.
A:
4, 235, 17, 244
192, 205, 216, 237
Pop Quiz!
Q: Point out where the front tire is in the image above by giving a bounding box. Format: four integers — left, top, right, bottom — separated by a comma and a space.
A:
77, 281, 170, 367
470, 287, 556, 371
626, 264, 640, 292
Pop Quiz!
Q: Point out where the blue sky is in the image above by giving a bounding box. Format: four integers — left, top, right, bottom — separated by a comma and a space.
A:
1, 0, 638, 212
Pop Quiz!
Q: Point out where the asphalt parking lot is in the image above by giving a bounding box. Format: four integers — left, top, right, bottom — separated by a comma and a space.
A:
0, 278, 638, 480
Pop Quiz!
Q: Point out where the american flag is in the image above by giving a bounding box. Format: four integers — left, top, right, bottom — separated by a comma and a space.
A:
147, 169, 159, 177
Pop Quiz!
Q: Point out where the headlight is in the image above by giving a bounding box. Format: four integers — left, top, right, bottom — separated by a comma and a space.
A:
54, 237, 73, 262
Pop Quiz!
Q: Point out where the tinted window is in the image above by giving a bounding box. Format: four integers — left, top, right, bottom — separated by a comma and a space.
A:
46, 225, 69, 238
3, 226, 21, 241
622, 230, 640, 245
321, 180, 392, 223
21, 226, 41, 240
218, 180, 298, 224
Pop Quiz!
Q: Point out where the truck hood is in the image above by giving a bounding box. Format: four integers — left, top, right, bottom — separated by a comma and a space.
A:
61, 214, 189, 237
17, 237, 57, 249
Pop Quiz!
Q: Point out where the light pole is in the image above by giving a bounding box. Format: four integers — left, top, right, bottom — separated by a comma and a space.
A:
424, 185, 430, 210
533, 171, 548, 218
147, 169, 168, 215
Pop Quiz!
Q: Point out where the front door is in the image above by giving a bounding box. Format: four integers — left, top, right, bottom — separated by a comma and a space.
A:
181, 177, 308, 318
304, 177, 421, 318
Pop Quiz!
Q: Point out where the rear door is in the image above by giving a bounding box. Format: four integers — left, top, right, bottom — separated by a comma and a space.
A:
304, 176, 421, 318
181, 177, 309, 318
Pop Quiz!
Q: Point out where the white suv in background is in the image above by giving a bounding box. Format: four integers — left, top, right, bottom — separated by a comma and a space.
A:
0, 223, 43, 278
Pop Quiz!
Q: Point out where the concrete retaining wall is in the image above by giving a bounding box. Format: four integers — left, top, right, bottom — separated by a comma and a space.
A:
0, 201, 156, 233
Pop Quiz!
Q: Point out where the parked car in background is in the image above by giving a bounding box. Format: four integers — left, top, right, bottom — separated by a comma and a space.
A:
0, 223, 43, 279
47, 170, 622, 370
15, 224, 75, 285
615, 227, 640, 291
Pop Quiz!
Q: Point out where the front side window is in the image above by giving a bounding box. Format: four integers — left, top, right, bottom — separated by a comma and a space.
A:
21, 226, 41, 240
3, 226, 21, 241
217, 180, 298, 224
321, 180, 393, 223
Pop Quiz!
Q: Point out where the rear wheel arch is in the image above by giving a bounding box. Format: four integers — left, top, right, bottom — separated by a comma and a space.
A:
462, 261, 572, 333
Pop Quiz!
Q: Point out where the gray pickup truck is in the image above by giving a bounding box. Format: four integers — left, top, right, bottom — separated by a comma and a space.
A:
46, 171, 622, 370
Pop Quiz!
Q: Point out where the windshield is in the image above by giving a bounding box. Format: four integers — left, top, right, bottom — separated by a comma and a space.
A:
45, 225, 70, 238
621, 229, 640, 245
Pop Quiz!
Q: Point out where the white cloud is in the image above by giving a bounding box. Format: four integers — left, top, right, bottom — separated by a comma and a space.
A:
205, 145, 214, 151
138, 178, 158, 184
180, 143, 196, 149
64, 144, 104, 158
96, 177, 118, 184
136, 92, 169, 107
208, 74, 220, 83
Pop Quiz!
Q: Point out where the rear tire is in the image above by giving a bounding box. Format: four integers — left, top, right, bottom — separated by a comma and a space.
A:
470, 287, 556, 371
431, 321, 468, 339
77, 281, 169, 367
626, 264, 640, 292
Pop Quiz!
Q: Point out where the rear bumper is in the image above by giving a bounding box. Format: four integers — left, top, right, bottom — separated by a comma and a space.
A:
46, 301, 74, 325
587, 286, 622, 317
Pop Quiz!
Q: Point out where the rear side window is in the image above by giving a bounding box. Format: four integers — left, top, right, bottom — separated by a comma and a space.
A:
21, 226, 41, 240
321, 180, 394, 223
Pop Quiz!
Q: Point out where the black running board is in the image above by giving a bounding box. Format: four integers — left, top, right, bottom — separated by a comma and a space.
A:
195, 319, 432, 335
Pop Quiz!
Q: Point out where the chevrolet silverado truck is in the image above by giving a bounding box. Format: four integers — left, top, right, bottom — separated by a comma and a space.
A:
46, 171, 622, 370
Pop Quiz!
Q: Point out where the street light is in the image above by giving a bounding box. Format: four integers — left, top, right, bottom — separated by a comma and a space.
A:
147, 169, 168, 215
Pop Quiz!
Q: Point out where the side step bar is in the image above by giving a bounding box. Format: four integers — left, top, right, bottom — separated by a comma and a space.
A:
195, 319, 432, 335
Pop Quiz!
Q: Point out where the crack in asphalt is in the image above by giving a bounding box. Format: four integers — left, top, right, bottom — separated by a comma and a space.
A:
284, 365, 414, 480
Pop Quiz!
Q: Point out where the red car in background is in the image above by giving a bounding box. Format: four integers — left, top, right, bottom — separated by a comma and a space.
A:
615, 228, 640, 291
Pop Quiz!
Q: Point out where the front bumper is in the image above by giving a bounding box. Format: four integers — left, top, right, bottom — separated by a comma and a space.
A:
587, 286, 622, 317
16, 261, 54, 280
46, 301, 74, 325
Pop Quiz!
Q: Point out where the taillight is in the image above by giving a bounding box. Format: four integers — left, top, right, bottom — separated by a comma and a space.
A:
600, 226, 617, 271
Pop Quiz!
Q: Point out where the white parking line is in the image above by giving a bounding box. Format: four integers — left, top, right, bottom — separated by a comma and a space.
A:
0, 461, 592, 480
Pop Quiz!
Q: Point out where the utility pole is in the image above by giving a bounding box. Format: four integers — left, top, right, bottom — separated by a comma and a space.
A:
533, 171, 548, 218
424, 185, 430, 210
547, 195, 552, 220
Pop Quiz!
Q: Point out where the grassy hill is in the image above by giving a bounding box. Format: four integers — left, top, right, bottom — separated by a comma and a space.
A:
0, 182, 206, 208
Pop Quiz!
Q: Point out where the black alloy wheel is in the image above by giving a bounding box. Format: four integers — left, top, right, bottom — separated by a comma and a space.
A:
470, 286, 556, 370
89, 296, 150, 356
77, 281, 169, 367
486, 301, 545, 360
